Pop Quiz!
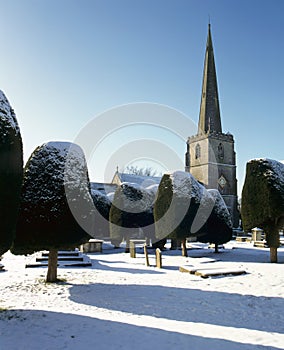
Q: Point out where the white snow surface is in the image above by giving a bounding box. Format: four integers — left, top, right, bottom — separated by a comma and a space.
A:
1, 242, 284, 350
113, 182, 157, 213
169, 171, 206, 202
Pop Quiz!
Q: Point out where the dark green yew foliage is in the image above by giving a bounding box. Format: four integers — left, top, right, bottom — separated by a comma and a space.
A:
154, 171, 211, 242
109, 183, 156, 247
241, 158, 284, 248
91, 190, 111, 238
12, 142, 93, 255
0, 91, 23, 256
198, 189, 232, 245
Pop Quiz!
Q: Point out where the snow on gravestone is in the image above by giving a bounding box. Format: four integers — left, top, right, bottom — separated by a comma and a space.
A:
12, 142, 94, 255
0, 90, 23, 256
154, 171, 214, 241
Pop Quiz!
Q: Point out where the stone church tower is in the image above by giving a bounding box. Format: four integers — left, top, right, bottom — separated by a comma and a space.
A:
185, 24, 239, 227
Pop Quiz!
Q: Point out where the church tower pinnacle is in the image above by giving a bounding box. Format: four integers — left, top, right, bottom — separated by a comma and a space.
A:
198, 24, 222, 134
185, 24, 239, 227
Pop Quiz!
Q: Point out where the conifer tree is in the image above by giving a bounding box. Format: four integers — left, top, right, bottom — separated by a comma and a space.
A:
198, 189, 232, 253
0, 91, 23, 256
109, 183, 156, 249
12, 142, 94, 281
154, 171, 213, 256
241, 158, 284, 263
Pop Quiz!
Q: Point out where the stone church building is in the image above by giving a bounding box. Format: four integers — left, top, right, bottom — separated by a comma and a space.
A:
185, 24, 239, 227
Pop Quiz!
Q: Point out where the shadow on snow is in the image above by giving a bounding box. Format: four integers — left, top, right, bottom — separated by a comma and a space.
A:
69, 282, 284, 334
0, 309, 281, 350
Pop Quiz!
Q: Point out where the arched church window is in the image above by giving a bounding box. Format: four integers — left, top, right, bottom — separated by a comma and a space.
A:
218, 143, 224, 160
195, 143, 201, 159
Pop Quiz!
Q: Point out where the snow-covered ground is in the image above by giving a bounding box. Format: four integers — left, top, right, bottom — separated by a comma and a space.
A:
1, 241, 284, 350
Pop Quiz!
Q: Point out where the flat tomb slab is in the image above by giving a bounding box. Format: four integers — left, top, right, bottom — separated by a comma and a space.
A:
180, 265, 246, 278
195, 268, 246, 278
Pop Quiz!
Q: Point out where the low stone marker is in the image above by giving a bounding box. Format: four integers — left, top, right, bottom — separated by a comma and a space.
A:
144, 244, 150, 266
129, 239, 146, 258
80, 239, 104, 253
156, 248, 162, 268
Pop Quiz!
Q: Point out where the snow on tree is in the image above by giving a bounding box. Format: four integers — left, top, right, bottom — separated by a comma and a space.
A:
91, 189, 111, 239
11, 142, 94, 282
241, 158, 284, 263
198, 189, 232, 252
0, 90, 23, 256
154, 171, 214, 256
109, 182, 157, 249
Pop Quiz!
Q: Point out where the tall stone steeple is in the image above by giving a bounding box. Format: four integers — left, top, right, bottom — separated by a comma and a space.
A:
185, 24, 239, 227
198, 24, 222, 134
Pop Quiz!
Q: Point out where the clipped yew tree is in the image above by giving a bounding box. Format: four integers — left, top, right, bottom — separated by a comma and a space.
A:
0, 90, 23, 256
154, 171, 214, 256
12, 142, 94, 281
109, 183, 157, 249
198, 189, 232, 253
91, 189, 111, 239
241, 158, 284, 263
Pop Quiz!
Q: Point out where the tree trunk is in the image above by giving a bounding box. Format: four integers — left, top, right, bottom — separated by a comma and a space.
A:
181, 239, 188, 257
270, 247, 278, 263
46, 249, 58, 282
215, 243, 219, 254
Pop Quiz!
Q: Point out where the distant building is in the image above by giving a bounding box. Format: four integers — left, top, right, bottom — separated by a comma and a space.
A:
111, 170, 161, 188
185, 24, 239, 227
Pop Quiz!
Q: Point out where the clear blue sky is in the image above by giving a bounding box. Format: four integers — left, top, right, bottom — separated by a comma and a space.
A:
1, 0, 283, 196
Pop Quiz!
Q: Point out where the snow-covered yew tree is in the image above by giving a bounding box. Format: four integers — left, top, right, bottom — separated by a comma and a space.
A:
109, 183, 157, 250
198, 189, 232, 253
0, 91, 23, 256
154, 171, 214, 256
241, 158, 284, 263
91, 189, 111, 239
12, 142, 94, 282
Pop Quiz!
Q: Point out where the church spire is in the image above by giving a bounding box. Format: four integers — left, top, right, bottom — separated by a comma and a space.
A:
198, 24, 222, 134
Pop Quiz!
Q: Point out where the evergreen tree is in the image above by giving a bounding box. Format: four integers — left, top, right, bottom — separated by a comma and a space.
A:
198, 189, 232, 252
154, 171, 213, 256
109, 183, 156, 249
91, 189, 111, 239
11, 142, 94, 281
241, 158, 284, 262
0, 91, 23, 256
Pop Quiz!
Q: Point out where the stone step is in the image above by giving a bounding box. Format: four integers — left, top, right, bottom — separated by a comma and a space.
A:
42, 251, 80, 257
36, 256, 84, 262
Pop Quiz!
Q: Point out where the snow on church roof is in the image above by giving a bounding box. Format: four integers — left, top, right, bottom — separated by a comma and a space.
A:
116, 172, 161, 188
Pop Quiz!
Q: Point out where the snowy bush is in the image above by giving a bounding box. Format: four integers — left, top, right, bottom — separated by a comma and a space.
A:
154, 171, 214, 243
109, 182, 157, 247
0, 91, 23, 256
241, 158, 284, 262
91, 189, 111, 238
12, 142, 94, 256
198, 189, 232, 251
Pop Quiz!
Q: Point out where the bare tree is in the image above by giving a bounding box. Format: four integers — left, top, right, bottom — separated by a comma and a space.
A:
124, 165, 161, 177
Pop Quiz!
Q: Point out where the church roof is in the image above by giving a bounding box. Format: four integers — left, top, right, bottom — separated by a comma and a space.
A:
112, 171, 161, 188
198, 24, 222, 134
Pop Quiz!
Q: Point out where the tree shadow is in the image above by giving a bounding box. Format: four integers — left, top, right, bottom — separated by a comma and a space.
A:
170, 245, 284, 264
0, 309, 281, 350
69, 283, 284, 334
89, 258, 164, 275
